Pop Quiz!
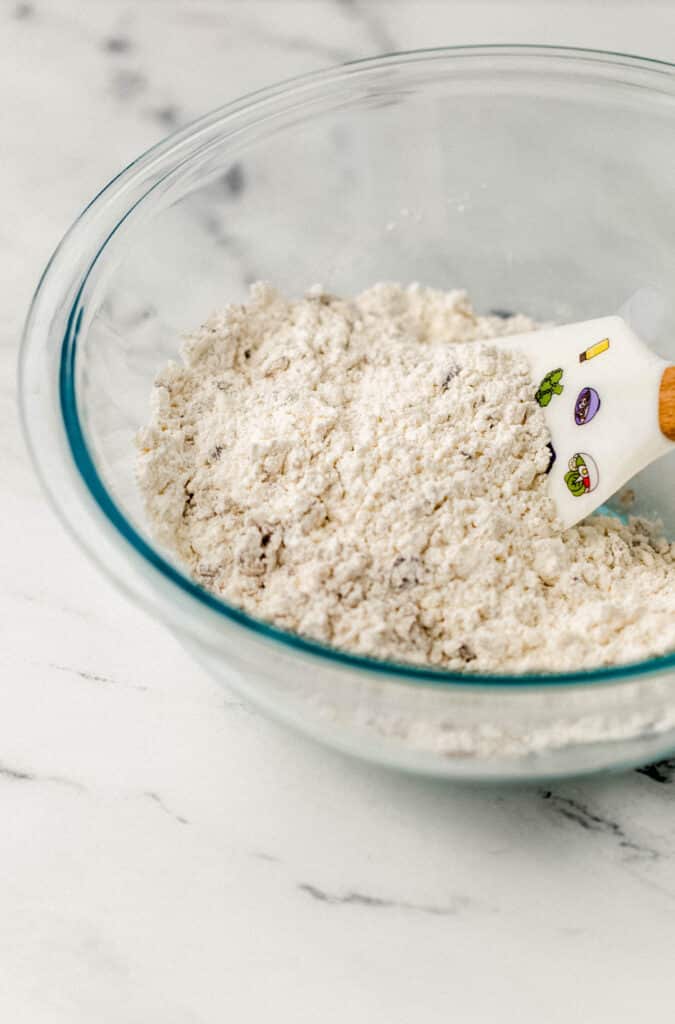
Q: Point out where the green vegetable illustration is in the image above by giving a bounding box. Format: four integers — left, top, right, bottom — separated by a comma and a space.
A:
565, 458, 587, 496
535, 368, 564, 407
564, 453, 599, 497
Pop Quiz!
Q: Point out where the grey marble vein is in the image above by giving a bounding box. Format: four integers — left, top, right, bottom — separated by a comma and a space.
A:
298, 882, 466, 917
12, 1, 34, 20
102, 34, 133, 55
0, 760, 85, 791
0, 762, 32, 782
147, 103, 182, 130
221, 162, 246, 197
199, 219, 262, 287
144, 791, 190, 826
49, 662, 148, 693
110, 67, 148, 101
335, 0, 398, 55
540, 790, 659, 859
636, 759, 675, 784
250, 850, 281, 864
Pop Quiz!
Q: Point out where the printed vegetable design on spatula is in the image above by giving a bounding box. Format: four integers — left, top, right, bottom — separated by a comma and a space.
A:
535, 368, 564, 407
564, 453, 599, 496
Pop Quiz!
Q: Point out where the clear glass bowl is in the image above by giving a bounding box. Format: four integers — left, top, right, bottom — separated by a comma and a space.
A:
20, 46, 675, 780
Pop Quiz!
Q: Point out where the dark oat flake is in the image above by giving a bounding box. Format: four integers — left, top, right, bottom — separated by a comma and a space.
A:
457, 643, 477, 663
390, 556, 422, 590
441, 364, 461, 390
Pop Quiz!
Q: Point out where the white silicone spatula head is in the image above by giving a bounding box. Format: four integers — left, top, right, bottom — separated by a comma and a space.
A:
493, 316, 675, 529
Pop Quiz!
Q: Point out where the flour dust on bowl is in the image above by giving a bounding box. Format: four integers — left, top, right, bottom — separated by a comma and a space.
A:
19, 46, 675, 780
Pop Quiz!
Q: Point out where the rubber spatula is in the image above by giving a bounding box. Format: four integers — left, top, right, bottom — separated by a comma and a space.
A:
492, 316, 675, 529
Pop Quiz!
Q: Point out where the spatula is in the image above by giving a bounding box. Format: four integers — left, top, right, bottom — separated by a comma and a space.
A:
492, 316, 675, 529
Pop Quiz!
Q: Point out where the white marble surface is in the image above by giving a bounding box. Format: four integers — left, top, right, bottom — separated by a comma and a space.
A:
3, 2, 675, 1020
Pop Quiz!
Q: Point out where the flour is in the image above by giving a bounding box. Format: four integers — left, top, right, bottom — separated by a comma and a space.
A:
137, 283, 675, 673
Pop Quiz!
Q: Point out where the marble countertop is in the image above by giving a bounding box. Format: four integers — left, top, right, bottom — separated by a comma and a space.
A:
3, 2, 675, 1020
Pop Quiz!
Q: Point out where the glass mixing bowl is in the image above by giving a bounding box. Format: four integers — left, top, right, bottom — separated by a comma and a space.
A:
20, 46, 675, 780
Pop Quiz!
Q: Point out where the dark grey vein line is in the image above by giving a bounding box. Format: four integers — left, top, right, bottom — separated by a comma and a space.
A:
147, 104, 182, 129
540, 790, 659, 859
221, 162, 246, 197
144, 791, 190, 826
199, 220, 262, 288
299, 882, 463, 916
102, 35, 133, 54
636, 759, 675, 784
336, 0, 398, 54
0, 763, 31, 782
0, 761, 85, 791
12, 2, 34, 19
250, 850, 281, 864
49, 663, 148, 692
110, 68, 147, 101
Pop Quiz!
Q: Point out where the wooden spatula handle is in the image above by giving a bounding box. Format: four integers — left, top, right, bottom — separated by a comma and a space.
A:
660, 367, 675, 441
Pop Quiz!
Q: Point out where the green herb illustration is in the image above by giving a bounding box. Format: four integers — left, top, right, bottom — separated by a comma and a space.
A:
535, 368, 564, 407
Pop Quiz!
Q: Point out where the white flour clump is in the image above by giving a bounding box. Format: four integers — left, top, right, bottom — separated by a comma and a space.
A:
137, 283, 675, 673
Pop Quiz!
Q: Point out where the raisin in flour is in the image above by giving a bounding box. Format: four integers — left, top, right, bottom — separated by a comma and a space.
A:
137, 283, 675, 673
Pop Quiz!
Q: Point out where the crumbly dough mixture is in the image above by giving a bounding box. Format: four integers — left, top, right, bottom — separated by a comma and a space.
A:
137, 283, 675, 673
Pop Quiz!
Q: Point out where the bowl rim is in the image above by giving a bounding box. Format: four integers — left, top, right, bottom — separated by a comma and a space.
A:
20, 43, 675, 689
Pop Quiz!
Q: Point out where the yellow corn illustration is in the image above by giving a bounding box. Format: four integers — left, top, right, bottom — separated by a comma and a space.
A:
579, 338, 610, 363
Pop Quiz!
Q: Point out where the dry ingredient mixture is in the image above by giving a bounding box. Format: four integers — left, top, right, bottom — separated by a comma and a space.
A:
137, 283, 675, 673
